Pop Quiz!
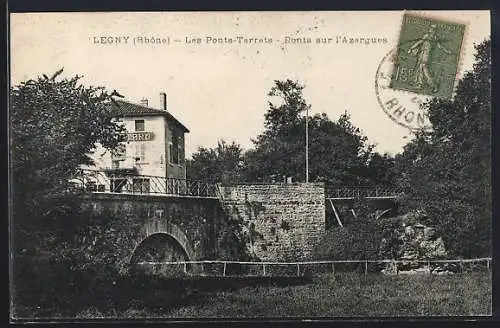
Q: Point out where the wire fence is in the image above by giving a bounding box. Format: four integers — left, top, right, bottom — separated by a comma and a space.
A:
129, 258, 492, 278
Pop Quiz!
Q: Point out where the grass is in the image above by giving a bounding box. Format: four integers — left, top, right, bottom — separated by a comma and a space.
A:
163, 272, 491, 318
15, 272, 491, 320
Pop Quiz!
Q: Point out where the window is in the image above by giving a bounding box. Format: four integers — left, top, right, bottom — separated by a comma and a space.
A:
177, 136, 183, 164
135, 120, 145, 132
169, 131, 182, 164
133, 178, 150, 193
169, 142, 176, 164
135, 142, 146, 162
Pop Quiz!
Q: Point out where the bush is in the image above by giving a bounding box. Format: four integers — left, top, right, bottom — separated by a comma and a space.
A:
11, 209, 130, 319
313, 211, 404, 274
314, 227, 353, 260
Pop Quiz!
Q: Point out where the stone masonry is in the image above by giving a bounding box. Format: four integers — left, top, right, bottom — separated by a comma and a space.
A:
219, 183, 325, 261
81, 183, 326, 274
82, 193, 226, 273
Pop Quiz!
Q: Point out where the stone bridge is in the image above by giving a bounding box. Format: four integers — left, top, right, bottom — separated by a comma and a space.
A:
80, 181, 401, 274
81, 193, 226, 274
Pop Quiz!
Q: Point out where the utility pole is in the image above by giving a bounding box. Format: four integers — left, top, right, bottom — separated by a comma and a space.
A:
305, 106, 309, 183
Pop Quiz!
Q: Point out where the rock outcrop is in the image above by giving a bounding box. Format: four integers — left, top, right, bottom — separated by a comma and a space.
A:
380, 211, 454, 275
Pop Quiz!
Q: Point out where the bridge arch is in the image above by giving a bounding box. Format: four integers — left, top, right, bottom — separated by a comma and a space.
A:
129, 220, 195, 264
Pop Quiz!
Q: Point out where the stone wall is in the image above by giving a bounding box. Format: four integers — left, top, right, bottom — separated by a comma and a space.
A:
82, 193, 227, 271
219, 183, 325, 261
81, 183, 326, 273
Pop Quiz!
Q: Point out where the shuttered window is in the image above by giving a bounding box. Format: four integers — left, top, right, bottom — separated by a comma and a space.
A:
135, 142, 146, 162
170, 131, 180, 164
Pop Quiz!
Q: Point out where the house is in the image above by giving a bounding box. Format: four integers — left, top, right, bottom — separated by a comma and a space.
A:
85, 92, 190, 193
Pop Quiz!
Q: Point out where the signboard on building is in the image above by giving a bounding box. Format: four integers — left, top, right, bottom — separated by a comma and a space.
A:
126, 132, 154, 142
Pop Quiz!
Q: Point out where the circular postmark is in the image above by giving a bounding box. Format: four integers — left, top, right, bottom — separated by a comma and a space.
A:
375, 49, 432, 131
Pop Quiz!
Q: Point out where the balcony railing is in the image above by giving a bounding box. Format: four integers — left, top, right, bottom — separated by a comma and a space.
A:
73, 169, 217, 198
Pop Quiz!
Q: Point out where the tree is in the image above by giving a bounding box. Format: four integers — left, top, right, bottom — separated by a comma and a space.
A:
366, 153, 397, 188
11, 70, 126, 222
187, 80, 394, 188
186, 140, 244, 183
243, 80, 309, 183
10, 70, 127, 314
244, 79, 383, 186
396, 39, 491, 257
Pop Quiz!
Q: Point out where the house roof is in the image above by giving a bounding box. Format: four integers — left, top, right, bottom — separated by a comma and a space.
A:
108, 99, 190, 133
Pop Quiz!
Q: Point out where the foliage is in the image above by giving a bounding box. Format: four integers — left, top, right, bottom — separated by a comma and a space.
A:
317, 205, 458, 266
11, 70, 126, 223
186, 140, 244, 183
315, 220, 397, 262
395, 39, 491, 258
10, 70, 127, 316
11, 209, 128, 318
366, 153, 397, 187
315, 198, 402, 262
243, 79, 391, 186
186, 79, 396, 187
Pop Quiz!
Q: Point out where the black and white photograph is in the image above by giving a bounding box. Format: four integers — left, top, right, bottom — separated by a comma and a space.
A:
9, 10, 492, 320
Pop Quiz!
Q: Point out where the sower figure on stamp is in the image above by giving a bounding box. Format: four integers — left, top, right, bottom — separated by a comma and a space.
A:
407, 24, 452, 92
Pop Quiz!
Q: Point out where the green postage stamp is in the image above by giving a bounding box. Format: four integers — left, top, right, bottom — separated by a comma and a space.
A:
390, 13, 466, 99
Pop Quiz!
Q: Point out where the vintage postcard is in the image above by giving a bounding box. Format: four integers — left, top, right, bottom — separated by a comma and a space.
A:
9, 11, 491, 321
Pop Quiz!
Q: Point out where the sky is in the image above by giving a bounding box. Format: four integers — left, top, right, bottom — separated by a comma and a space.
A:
10, 11, 490, 158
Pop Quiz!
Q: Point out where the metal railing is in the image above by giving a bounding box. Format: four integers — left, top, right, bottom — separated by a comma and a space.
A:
129, 258, 492, 278
73, 170, 403, 200
72, 169, 217, 198
326, 187, 404, 199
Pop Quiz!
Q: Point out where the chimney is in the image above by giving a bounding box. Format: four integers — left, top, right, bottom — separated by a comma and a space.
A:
140, 98, 148, 107
160, 92, 167, 111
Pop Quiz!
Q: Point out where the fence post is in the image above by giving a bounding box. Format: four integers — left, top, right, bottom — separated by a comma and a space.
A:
487, 259, 490, 272
364, 261, 368, 279
184, 262, 187, 274
263, 264, 266, 276
428, 260, 431, 275
223, 262, 227, 277
297, 263, 300, 277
